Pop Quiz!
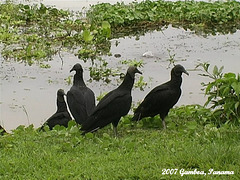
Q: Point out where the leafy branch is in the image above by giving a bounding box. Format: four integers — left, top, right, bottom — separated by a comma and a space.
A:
197, 62, 240, 125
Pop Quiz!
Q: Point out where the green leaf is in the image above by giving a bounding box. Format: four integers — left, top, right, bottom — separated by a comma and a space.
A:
102, 21, 111, 29
42, 125, 50, 131
219, 66, 224, 74
69, 126, 79, 134
101, 21, 111, 38
222, 87, 230, 96
26, 44, 32, 55
52, 125, 66, 131
186, 121, 197, 130
85, 132, 94, 138
68, 120, 77, 128
224, 73, 236, 79
231, 82, 240, 95
205, 82, 214, 94
103, 133, 111, 139
24, 5, 30, 9
213, 65, 218, 75
83, 30, 94, 42
235, 102, 239, 111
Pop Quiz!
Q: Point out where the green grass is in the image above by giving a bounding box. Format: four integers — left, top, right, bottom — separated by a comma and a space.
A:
1, 107, 239, 179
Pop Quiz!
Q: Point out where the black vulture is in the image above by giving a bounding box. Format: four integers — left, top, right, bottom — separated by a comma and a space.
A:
67, 63, 95, 124
132, 64, 189, 129
0, 125, 6, 135
41, 89, 71, 130
81, 66, 142, 136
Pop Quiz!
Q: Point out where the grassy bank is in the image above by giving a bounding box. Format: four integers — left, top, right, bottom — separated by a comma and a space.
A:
1, 107, 239, 179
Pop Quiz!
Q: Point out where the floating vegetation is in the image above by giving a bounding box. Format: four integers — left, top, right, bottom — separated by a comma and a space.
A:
87, 0, 240, 37
0, 0, 240, 82
0, 2, 111, 65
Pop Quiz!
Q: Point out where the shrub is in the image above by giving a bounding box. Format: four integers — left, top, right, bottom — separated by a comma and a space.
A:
198, 63, 240, 125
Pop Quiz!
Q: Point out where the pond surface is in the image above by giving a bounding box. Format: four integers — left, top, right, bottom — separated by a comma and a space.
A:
1, 1, 240, 131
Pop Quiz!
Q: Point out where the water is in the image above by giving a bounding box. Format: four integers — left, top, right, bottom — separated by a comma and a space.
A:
1, 1, 240, 131
25, 0, 144, 11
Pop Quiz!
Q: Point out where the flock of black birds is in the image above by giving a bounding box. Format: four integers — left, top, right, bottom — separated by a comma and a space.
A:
40, 63, 188, 136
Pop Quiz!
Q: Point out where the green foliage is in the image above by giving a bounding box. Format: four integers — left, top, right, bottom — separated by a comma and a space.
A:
0, 127, 6, 136
1, 0, 240, 65
64, 75, 72, 86
166, 49, 177, 68
120, 59, 147, 90
0, 117, 240, 179
134, 76, 148, 91
87, 0, 240, 36
121, 59, 144, 67
96, 92, 108, 102
82, 29, 94, 42
198, 63, 240, 125
0, 2, 111, 65
135, 105, 213, 129
39, 63, 51, 69
88, 57, 119, 83
1, 1, 240, 84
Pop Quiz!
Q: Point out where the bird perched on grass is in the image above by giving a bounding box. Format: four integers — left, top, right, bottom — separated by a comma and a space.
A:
41, 89, 71, 130
132, 64, 189, 129
81, 66, 142, 136
67, 63, 95, 124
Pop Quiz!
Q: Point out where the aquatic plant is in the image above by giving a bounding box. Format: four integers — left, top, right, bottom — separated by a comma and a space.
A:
0, 2, 111, 65
1, 0, 240, 84
87, 0, 240, 36
1, 0, 240, 65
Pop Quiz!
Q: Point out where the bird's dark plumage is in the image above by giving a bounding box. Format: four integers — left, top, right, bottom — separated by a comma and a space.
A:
41, 89, 72, 130
81, 66, 142, 136
67, 63, 95, 124
132, 64, 189, 129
